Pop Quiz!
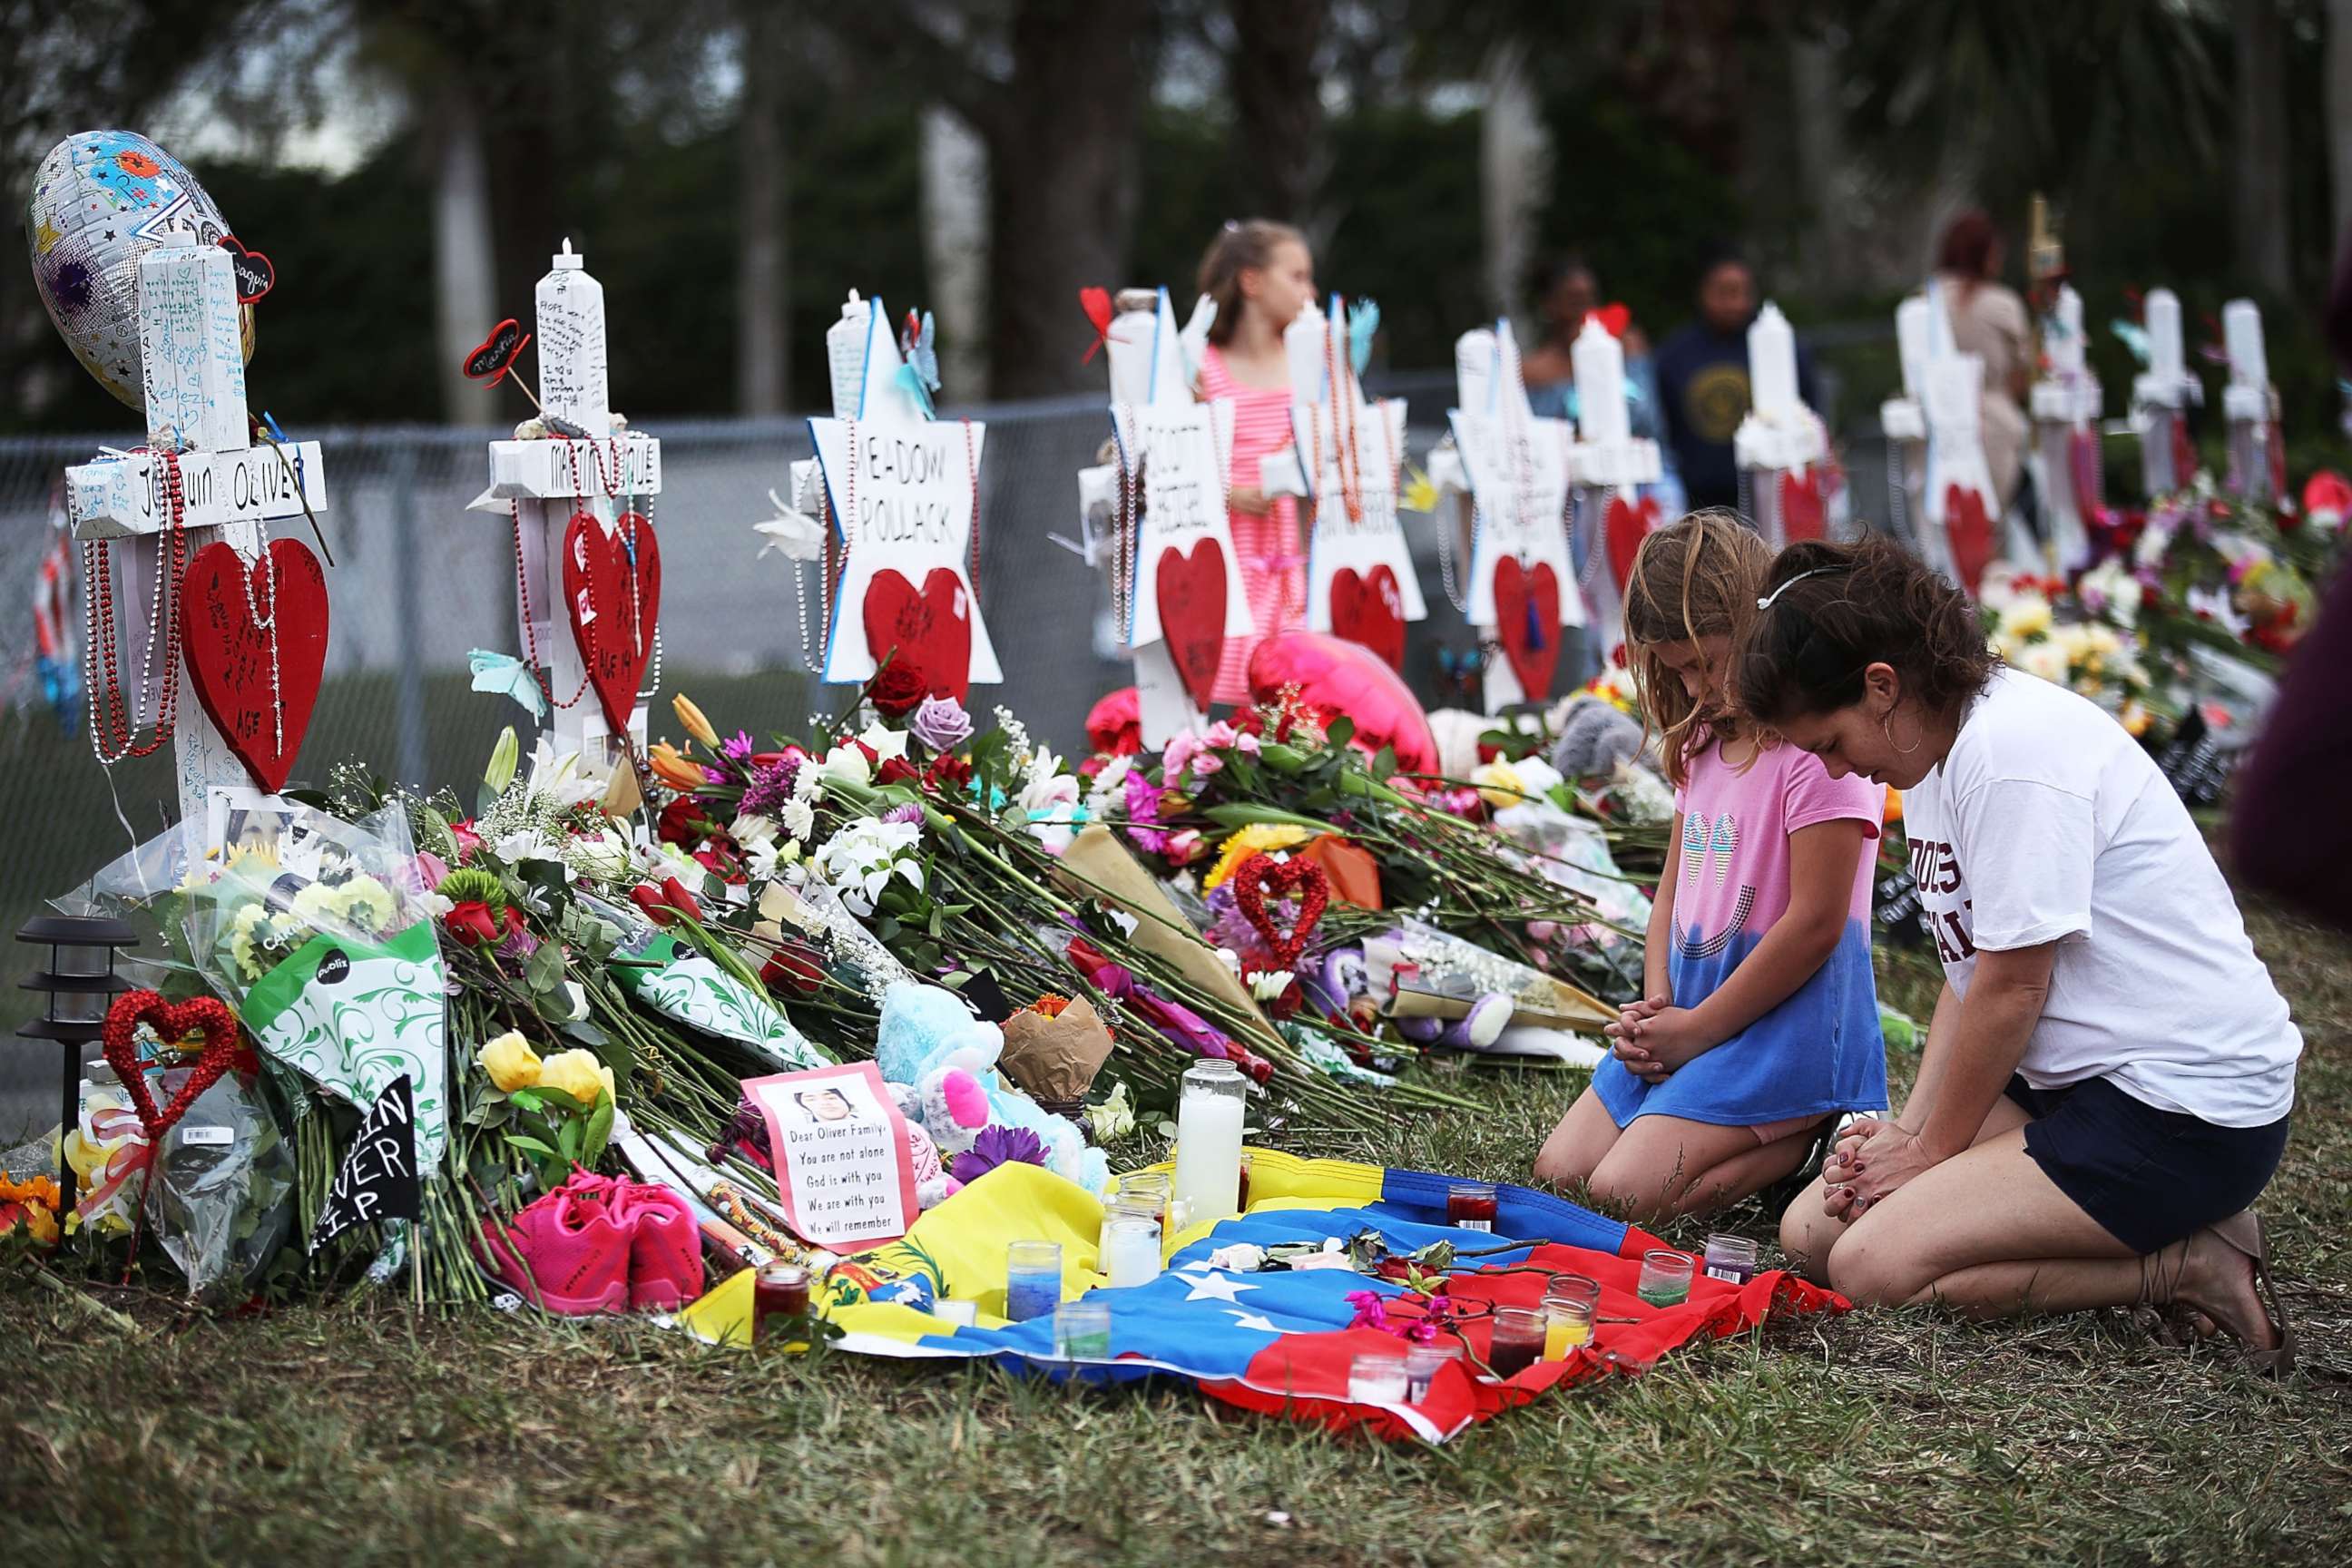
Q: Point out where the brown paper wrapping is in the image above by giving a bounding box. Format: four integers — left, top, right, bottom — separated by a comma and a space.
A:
1053, 824, 1279, 1047
998, 997, 1115, 1102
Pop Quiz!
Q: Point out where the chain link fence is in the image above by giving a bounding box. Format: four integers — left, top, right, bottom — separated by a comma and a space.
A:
0, 373, 1893, 1135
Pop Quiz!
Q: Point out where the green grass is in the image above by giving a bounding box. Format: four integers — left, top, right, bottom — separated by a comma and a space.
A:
5, 894, 2348, 1567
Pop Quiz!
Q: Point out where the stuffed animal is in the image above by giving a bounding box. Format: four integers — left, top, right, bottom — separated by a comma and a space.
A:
876, 982, 1110, 1195
1552, 698, 1648, 781
882, 1082, 963, 1208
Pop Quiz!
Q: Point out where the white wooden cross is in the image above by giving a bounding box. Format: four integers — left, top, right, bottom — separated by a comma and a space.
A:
2220, 299, 2278, 505
2130, 288, 2199, 497
781, 293, 999, 700
1731, 302, 1830, 552
1258, 295, 1424, 671
466, 240, 662, 784
2028, 282, 2103, 571
1074, 288, 1248, 746
1429, 320, 1580, 713
64, 232, 330, 826
1891, 281, 2004, 597
1564, 317, 1661, 664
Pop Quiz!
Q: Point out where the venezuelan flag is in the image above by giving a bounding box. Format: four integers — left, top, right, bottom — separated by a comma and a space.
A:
681, 1151, 1844, 1444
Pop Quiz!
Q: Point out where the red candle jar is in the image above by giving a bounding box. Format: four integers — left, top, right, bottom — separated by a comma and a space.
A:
1446, 1181, 1498, 1231
1489, 1307, 1546, 1379
754, 1260, 811, 1339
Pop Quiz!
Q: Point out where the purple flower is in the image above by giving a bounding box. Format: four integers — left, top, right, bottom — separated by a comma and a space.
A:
721, 730, 758, 763
910, 695, 974, 752
1122, 768, 1169, 853
882, 802, 925, 827
739, 755, 802, 819
948, 1124, 1049, 1185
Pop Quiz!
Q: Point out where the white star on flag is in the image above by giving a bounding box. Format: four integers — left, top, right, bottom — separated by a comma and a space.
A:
1183, 1272, 1259, 1303
1225, 1309, 1280, 1334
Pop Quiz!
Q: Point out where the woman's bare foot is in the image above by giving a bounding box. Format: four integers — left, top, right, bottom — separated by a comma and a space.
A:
2168, 1226, 2281, 1354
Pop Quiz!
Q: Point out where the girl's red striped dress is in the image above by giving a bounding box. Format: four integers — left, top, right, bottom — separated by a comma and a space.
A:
1198, 343, 1305, 705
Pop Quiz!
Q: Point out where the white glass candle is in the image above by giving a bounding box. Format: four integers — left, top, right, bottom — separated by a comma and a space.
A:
1171, 1059, 1248, 1227
1572, 318, 1628, 445
1748, 301, 1799, 419
1098, 1215, 1163, 1289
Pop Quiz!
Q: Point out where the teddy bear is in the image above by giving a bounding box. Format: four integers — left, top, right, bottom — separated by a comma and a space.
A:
882, 1082, 963, 1209
875, 981, 1110, 1196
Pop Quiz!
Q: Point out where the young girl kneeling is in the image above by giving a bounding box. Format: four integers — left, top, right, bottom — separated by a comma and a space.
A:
1534, 514, 1889, 1222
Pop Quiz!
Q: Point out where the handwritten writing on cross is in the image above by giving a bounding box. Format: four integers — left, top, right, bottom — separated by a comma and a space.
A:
806, 295, 1000, 690
1435, 320, 1577, 709
64, 234, 329, 824
466, 241, 662, 776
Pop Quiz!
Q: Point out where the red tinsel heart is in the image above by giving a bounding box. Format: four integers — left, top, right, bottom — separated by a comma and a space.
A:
180, 537, 330, 795
861, 565, 973, 702
1779, 468, 1826, 543
1329, 564, 1406, 671
101, 990, 243, 1142
1155, 538, 1229, 712
562, 508, 662, 736
1605, 493, 1659, 590
1491, 556, 1561, 699
1944, 484, 1995, 596
1231, 850, 1329, 974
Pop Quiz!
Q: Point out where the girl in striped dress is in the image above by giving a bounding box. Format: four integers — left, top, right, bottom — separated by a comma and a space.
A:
1193, 220, 1317, 705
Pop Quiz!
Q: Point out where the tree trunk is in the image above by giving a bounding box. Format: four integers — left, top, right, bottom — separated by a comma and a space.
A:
985, 0, 1143, 397
1478, 42, 1550, 323
2330, 0, 2352, 256
922, 108, 993, 401
432, 83, 498, 426
2234, 0, 2293, 295
736, 0, 789, 414
1228, 0, 1330, 239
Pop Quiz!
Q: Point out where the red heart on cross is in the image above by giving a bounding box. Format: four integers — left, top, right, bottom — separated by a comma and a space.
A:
1605, 493, 1659, 590
1231, 850, 1330, 972
862, 565, 974, 701
1944, 484, 1995, 596
1779, 468, 1826, 543
180, 537, 329, 794
563, 509, 662, 736
1492, 556, 1561, 699
1589, 303, 1632, 339
1329, 564, 1406, 672
102, 990, 244, 1142
1155, 539, 1229, 712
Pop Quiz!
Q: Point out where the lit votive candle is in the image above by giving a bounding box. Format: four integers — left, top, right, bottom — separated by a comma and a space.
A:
1542, 1292, 1596, 1358
1637, 1249, 1696, 1307
1005, 1240, 1063, 1322
1703, 1233, 1759, 1285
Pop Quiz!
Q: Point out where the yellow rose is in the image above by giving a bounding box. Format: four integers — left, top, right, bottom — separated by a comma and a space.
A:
536, 1048, 615, 1107
477, 1031, 543, 1093
1472, 760, 1529, 808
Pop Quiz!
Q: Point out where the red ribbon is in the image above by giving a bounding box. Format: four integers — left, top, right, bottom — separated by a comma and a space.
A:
1078, 287, 1115, 364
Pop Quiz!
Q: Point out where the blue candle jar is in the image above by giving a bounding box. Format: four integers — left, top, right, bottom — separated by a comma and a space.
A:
1005, 1240, 1063, 1322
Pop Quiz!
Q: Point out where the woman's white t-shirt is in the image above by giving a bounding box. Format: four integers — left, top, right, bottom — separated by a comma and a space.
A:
1901, 669, 2299, 1126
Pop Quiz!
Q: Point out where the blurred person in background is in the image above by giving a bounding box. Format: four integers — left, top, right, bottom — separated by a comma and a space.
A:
1654, 251, 1818, 512
1933, 207, 2033, 514
1523, 256, 1683, 514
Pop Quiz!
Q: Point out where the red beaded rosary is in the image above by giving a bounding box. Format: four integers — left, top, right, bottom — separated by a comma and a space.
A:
83, 448, 189, 763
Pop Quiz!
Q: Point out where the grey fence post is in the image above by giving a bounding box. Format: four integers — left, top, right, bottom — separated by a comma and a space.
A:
389, 440, 429, 789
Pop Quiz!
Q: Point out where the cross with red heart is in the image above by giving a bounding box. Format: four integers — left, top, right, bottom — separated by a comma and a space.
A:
1155, 539, 1230, 712
863, 565, 974, 701
1779, 468, 1826, 543
101, 990, 245, 1142
1329, 564, 1406, 671
562, 508, 663, 736
1491, 556, 1561, 699
1231, 851, 1330, 973
1944, 484, 1995, 596
1604, 493, 1660, 591
180, 537, 329, 794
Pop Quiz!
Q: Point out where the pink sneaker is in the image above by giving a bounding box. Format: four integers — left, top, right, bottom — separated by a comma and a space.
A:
618, 1179, 706, 1311
480, 1179, 632, 1314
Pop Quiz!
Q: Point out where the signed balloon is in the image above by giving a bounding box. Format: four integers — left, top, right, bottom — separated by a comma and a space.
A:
26, 130, 254, 410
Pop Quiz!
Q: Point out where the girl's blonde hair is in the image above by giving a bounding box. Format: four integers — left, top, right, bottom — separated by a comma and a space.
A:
1622, 510, 1776, 788
1196, 220, 1307, 347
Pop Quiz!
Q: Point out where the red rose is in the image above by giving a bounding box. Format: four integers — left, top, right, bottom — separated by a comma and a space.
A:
658, 795, 715, 847
760, 939, 825, 995
924, 752, 974, 792
868, 662, 928, 717
877, 756, 921, 786
444, 900, 517, 946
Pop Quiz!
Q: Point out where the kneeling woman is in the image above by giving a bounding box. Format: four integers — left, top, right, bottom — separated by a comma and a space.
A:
1736, 538, 2300, 1368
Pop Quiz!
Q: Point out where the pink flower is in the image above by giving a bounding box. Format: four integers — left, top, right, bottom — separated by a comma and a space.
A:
1201, 720, 1259, 756
1165, 828, 1205, 865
